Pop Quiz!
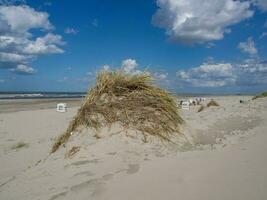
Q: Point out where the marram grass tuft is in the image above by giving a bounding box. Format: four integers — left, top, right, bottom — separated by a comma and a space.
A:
207, 99, 219, 107
252, 92, 267, 100
52, 70, 183, 153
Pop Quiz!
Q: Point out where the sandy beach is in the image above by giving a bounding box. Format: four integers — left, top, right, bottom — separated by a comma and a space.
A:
0, 96, 267, 200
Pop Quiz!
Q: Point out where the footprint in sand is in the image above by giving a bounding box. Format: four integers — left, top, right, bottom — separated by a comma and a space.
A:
65, 159, 99, 168
49, 191, 68, 200
102, 173, 114, 181
73, 171, 94, 177
107, 152, 117, 155
126, 164, 140, 174
0, 176, 16, 188
70, 178, 106, 197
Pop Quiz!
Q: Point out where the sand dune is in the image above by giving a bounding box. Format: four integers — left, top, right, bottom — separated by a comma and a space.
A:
0, 96, 266, 200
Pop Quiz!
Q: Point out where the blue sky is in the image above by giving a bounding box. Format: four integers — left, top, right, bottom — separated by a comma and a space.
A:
0, 0, 267, 93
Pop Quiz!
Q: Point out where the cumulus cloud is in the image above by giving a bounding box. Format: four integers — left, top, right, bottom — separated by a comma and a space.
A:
252, 0, 267, 11
0, 52, 27, 63
238, 37, 258, 56
152, 0, 253, 44
176, 59, 267, 88
0, 4, 64, 74
121, 59, 138, 73
23, 33, 65, 54
154, 72, 168, 79
102, 64, 110, 71
176, 63, 236, 87
236, 59, 267, 86
9, 64, 36, 75
0, 5, 52, 35
64, 27, 78, 35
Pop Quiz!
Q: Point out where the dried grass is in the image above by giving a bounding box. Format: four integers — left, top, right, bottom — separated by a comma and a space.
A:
51, 70, 183, 153
207, 99, 219, 107
11, 142, 29, 150
65, 146, 80, 158
252, 92, 267, 100
197, 105, 205, 112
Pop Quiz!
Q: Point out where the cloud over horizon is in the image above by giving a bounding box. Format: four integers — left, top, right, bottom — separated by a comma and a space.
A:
9, 64, 36, 75
176, 59, 267, 88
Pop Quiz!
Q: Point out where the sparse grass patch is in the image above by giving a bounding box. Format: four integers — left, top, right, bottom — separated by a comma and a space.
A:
252, 92, 267, 100
197, 105, 205, 112
52, 70, 183, 153
11, 142, 29, 150
207, 99, 219, 107
65, 146, 80, 158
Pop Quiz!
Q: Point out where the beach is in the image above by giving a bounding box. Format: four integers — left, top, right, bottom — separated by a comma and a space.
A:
0, 95, 267, 200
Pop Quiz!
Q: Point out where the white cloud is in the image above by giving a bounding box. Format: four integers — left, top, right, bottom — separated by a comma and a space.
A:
238, 37, 258, 56
64, 27, 78, 35
0, 52, 28, 62
0, 4, 64, 74
176, 59, 267, 88
238, 59, 267, 73
0, 5, 52, 35
205, 42, 215, 49
176, 63, 236, 87
0, 79, 5, 83
23, 33, 64, 54
236, 59, 267, 85
153, 72, 168, 79
9, 64, 36, 75
252, 0, 267, 11
121, 59, 138, 73
152, 0, 253, 44
102, 64, 110, 71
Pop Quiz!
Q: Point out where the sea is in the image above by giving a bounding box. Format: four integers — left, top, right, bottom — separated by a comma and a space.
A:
0, 92, 86, 100
0, 91, 253, 100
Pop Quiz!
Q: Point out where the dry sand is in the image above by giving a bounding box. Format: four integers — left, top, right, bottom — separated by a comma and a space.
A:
0, 96, 266, 200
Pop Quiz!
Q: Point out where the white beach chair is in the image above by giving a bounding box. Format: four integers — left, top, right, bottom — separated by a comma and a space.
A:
57, 103, 67, 112
182, 101, 190, 110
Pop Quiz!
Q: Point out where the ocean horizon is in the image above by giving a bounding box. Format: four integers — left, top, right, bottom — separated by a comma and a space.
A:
0, 91, 256, 100
0, 91, 86, 100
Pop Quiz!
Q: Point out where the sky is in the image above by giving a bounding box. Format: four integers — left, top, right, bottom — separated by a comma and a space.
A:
0, 0, 267, 94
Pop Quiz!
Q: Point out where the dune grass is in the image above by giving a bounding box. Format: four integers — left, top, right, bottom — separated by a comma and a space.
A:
11, 142, 29, 150
65, 146, 80, 158
197, 105, 205, 112
252, 92, 267, 100
207, 99, 219, 107
52, 70, 183, 153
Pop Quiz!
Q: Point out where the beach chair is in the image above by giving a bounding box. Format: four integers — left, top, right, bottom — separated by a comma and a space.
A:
182, 101, 190, 110
57, 103, 67, 112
